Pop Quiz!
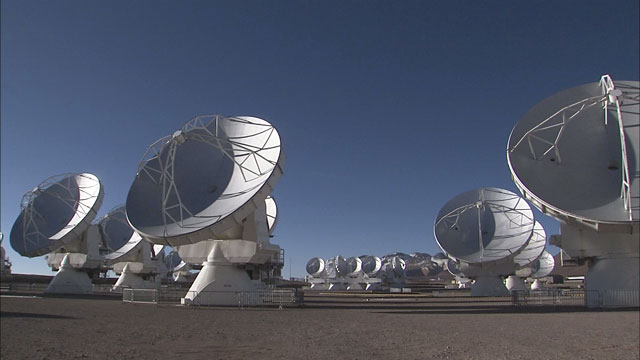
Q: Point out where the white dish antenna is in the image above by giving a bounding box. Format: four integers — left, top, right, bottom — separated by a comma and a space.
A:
126, 115, 285, 246
446, 258, 465, 278
324, 258, 337, 278
530, 251, 555, 279
346, 256, 362, 275
99, 204, 139, 260
99, 205, 166, 290
334, 255, 350, 277
434, 188, 535, 264
361, 255, 382, 276
10, 173, 103, 257
391, 256, 406, 277
306, 257, 325, 276
508, 76, 639, 226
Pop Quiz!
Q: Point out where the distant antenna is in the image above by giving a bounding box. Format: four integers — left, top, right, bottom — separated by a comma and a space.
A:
434, 188, 535, 296
100, 205, 166, 291
506, 221, 548, 292
306, 257, 326, 276
530, 251, 555, 290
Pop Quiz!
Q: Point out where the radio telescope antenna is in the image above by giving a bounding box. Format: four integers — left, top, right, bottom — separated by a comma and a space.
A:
446, 259, 472, 289
344, 256, 365, 290
529, 251, 555, 290
359, 255, 383, 291
434, 188, 535, 296
9, 173, 104, 294
163, 250, 190, 282
377, 255, 407, 290
305, 257, 329, 290
508, 76, 639, 306
100, 205, 166, 291
126, 115, 285, 305
506, 221, 547, 292
326, 255, 350, 291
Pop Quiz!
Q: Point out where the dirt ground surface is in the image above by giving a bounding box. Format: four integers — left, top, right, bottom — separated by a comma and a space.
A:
1, 295, 639, 360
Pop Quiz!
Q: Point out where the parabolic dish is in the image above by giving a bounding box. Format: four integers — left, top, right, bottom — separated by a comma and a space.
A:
152, 244, 165, 257
513, 221, 546, 268
434, 188, 535, 264
265, 196, 278, 235
334, 256, 349, 276
324, 258, 337, 278
346, 256, 362, 275
391, 256, 406, 276
446, 259, 465, 277
164, 251, 187, 272
126, 115, 285, 245
530, 251, 555, 278
306, 257, 325, 276
10, 173, 103, 257
98, 205, 136, 257
508, 77, 639, 225
361, 255, 382, 275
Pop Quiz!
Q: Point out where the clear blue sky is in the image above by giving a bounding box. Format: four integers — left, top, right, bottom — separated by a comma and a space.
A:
2, 0, 639, 278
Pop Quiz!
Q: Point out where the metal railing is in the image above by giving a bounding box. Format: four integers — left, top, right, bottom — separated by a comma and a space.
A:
121, 287, 302, 308
122, 288, 158, 303
589, 289, 640, 308
512, 289, 588, 307
512, 288, 640, 309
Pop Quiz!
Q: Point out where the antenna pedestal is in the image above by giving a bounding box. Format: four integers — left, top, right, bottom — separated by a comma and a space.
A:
530, 279, 545, 290
182, 241, 264, 306
470, 276, 510, 297
456, 277, 472, 289
585, 257, 639, 307
345, 272, 368, 291
112, 263, 159, 291
552, 223, 639, 306
308, 278, 330, 290
364, 278, 382, 291
111, 241, 166, 275
505, 275, 527, 292
327, 282, 346, 291
45, 254, 93, 294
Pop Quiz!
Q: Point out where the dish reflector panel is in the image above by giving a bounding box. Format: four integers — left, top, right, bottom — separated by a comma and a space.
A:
265, 196, 278, 235
126, 115, 285, 245
434, 188, 535, 264
530, 251, 555, 278
508, 77, 639, 224
164, 251, 186, 272
98, 205, 135, 256
10, 173, 103, 257
513, 221, 546, 267
446, 259, 464, 277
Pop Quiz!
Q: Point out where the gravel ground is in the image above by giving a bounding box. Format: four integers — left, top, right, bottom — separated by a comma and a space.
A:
1, 295, 638, 360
